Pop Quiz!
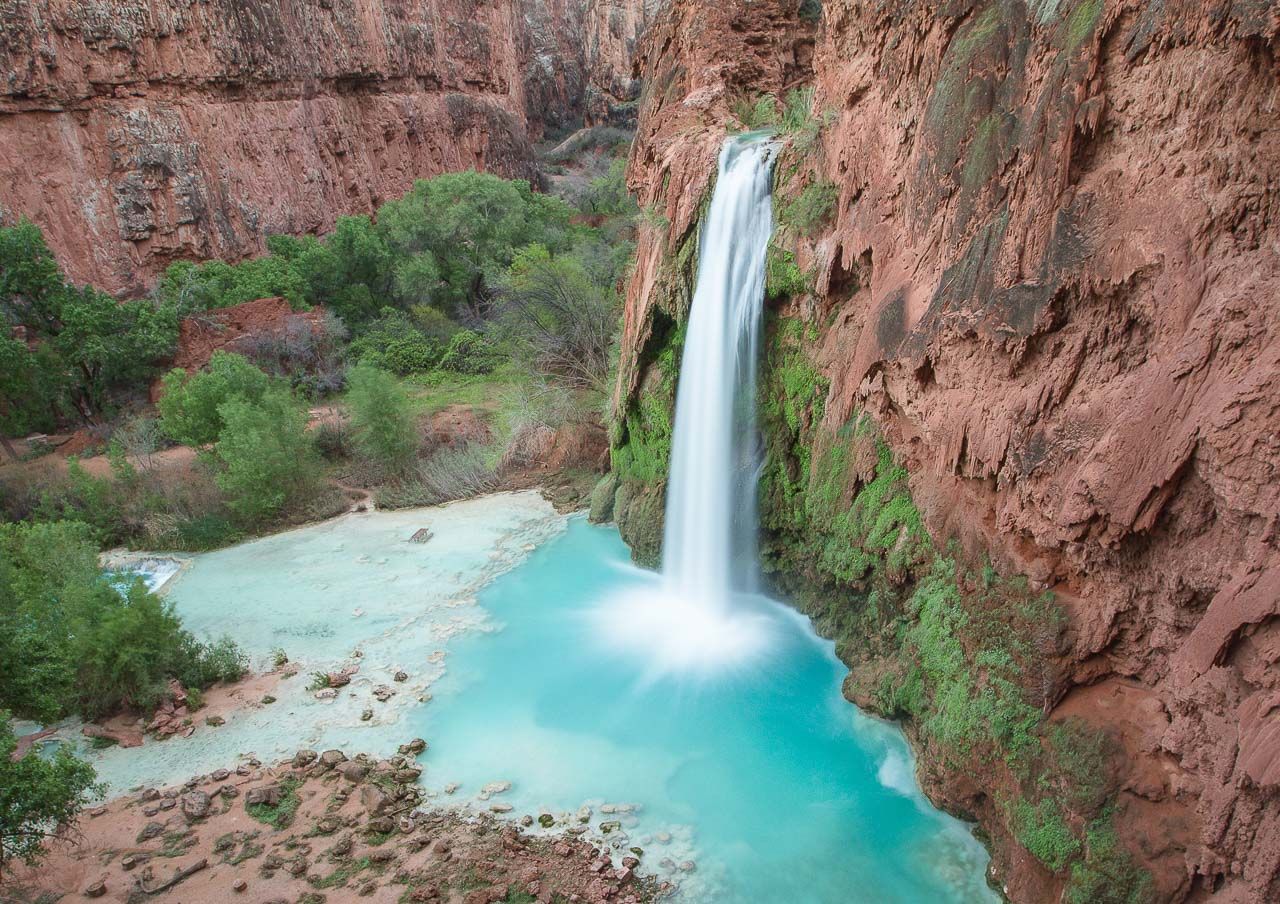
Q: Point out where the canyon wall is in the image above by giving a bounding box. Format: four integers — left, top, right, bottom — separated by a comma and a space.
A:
0, 0, 654, 295
606, 0, 1279, 901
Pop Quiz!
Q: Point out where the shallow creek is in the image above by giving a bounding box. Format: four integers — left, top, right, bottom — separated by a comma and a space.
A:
63, 492, 996, 903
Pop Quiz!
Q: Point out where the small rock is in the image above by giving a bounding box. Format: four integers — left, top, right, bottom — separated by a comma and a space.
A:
121, 855, 139, 871
678, 860, 696, 872
232, 879, 248, 893
84, 879, 106, 898
141, 788, 160, 802
366, 816, 395, 834
490, 803, 513, 813
538, 814, 555, 828
261, 695, 276, 704
137, 822, 165, 842
211, 768, 231, 781
520, 815, 533, 827
444, 782, 460, 795
361, 708, 373, 721
368, 848, 395, 864
314, 688, 338, 701
393, 670, 408, 682
394, 767, 422, 784
159, 799, 176, 811
372, 685, 395, 702
327, 671, 351, 688
401, 738, 428, 755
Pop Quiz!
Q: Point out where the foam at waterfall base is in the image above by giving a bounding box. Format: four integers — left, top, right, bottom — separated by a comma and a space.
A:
586, 569, 780, 680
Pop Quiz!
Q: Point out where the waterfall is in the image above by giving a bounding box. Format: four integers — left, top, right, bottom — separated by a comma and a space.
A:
662, 134, 776, 610
592, 133, 779, 677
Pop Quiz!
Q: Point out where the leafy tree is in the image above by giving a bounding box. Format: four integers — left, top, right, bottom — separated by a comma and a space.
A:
213, 385, 318, 522
0, 336, 61, 454
292, 216, 395, 328
345, 363, 419, 476
1, 220, 177, 423
157, 255, 307, 312
0, 520, 246, 721
157, 351, 277, 447
493, 244, 618, 389
376, 171, 574, 312
348, 308, 442, 375
0, 713, 100, 870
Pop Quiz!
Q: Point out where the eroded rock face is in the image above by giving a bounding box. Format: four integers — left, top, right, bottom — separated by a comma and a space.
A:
616, 0, 1279, 901
0, 0, 654, 295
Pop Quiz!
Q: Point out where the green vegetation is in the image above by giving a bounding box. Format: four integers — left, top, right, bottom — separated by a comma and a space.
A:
1011, 797, 1081, 872
776, 179, 838, 235
345, 363, 419, 478
0, 520, 246, 722
214, 385, 319, 522
246, 775, 302, 830
1065, 811, 1155, 904
0, 220, 177, 431
0, 714, 100, 869
158, 351, 279, 447
730, 93, 780, 130
765, 243, 810, 300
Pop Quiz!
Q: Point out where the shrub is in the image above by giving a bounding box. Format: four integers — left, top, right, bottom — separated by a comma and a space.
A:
765, 243, 810, 299
731, 93, 779, 129
437, 329, 498, 374
777, 179, 838, 235
158, 352, 277, 447
213, 386, 319, 523
0, 714, 101, 869
1011, 797, 1081, 873
345, 363, 420, 477
1065, 814, 1155, 904
375, 444, 497, 509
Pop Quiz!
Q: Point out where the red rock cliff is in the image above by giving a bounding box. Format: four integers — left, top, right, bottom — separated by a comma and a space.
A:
0, 0, 653, 295
615, 0, 1279, 900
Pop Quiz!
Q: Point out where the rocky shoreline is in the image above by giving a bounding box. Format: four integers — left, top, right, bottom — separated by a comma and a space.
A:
8, 742, 666, 904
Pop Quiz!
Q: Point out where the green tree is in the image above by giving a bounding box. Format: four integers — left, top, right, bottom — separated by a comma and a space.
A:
157, 351, 277, 447
0, 336, 62, 455
0, 520, 244, 720
1, 220, 177, 423
345, 362, 419, 476
494, 244, 618, 389
0, 713, 100, 870
376, 171, 574, 311
157, 255, 307, 312
292, 216, 394, 328
213, 385, 318, 522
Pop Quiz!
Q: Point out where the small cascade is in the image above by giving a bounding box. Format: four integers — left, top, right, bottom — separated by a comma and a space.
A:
661, 133, 776, 610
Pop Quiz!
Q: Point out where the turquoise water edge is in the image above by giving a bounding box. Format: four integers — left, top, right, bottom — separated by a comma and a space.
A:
59, 495, 995, 903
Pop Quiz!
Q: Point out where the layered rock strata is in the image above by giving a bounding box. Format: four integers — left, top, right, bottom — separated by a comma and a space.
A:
0, 0, 655, 294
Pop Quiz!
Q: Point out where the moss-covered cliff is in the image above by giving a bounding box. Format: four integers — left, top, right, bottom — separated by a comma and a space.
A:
601, 0, 1280, 901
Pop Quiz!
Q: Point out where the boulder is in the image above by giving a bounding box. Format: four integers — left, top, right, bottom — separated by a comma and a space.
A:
319, 750, 348, 768
84, 879, 107, 898
180, 791, 212, 822
337, 761, 370, 783
293, 749, 318, 767
366, 816, 395, 834
245, 784, 282, 807
327, 671, 351, 688
82, 724, 143, 748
